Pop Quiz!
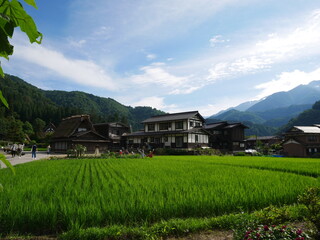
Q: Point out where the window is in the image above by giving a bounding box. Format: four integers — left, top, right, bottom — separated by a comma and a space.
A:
195, 121, 201, 127
147, 124, 155, 131
195, 135, 199, 143
159, 122, 170, 130
213, 130, 221, 135
164, 136, 168, 142
175, 121, 183, 129
155, 138, 161, 144
189, 121, 194, 127
78, 128, 87, 132
233, 142, 239, 146
308, 135, 317, 142
128, 140, 133, 144
150, 137, 154, 143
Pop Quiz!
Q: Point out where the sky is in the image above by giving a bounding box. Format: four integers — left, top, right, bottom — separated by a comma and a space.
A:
3, 0, 320, 116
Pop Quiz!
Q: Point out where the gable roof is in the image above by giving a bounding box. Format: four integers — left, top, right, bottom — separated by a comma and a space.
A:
52, 115, 94, 139
289, 126, 320, 134
142, 111, 205, 123
204, 121, 248, 130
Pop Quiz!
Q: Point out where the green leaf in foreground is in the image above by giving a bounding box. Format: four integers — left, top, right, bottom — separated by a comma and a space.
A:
23, 0, 37, 8
0, 153, 15, 175
0, 90, 8, 108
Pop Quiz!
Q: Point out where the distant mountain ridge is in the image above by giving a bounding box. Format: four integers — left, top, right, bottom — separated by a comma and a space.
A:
0, 74, 165, 131
207, 81, 320, 136
247, 81, 320, 112
209, 81, 320, 127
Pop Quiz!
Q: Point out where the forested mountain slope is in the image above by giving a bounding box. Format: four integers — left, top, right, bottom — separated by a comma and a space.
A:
0, 74, 164, 137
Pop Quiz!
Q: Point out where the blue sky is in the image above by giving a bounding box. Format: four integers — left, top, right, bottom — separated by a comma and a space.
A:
3, 0, 320, 116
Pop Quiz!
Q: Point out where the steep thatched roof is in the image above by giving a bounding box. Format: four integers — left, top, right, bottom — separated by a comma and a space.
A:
52, 115, 95, 139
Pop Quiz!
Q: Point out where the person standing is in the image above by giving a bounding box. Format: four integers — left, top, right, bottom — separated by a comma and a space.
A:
11, 143, 17, 158
31, 144, 37, 159
47, 145, 51, 155
17, 143, 24, 158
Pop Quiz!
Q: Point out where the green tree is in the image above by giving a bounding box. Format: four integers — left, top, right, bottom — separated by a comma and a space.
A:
0, 0, 42, 107
23, 120, 34, 137
33, 117, 45, 140
6, 116, 24, 142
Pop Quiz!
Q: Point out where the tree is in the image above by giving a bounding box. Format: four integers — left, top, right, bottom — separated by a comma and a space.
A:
0, 0, 42, 107
33, 117, 45, 140
6, 116, 24, 142
23, 120, 34, 137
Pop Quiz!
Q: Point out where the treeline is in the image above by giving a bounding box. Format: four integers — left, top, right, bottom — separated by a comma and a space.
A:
0, 74, 164, 143
278, 100, 320, 134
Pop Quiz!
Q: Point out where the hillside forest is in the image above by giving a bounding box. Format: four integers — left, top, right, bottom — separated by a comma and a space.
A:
0, 74, 164, 143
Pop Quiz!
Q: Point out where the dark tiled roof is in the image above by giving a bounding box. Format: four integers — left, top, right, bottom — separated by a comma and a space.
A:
203, 122, 228, 129
224, 123, 248, 129
246, 136, 280, 141
142, 111, 204, 123
204, 122, 248, 130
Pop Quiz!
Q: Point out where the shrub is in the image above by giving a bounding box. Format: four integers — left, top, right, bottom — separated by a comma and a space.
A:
154, 148, 193, 155
242, 225, 310, 240
298, 187, 320, 238
67, 144, 87, 158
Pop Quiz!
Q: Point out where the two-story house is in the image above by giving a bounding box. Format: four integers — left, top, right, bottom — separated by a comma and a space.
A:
203, 121, 248, 152
94, 122, 131, 149
283, 125, 320, 157
126, 111, 210, 149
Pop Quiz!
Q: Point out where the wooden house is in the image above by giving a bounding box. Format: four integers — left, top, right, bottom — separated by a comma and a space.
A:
51, 115, 110, 153
283, 125, 320, 157
245, 136, 282, 149
126, 111, 210, 149
43, 122, 56, 134
94, 122, 131, 149
203, 121, 248, 152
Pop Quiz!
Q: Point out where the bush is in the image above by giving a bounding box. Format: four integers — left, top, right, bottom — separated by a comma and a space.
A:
67, 144, 87, 158
298, 187, 320, 238
242, 225, 310, 240
154, 148, 193, 155
100, 152, 142, 159
193, 148, 222, 156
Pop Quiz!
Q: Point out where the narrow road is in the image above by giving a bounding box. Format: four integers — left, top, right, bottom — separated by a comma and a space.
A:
0, 151, 67, 168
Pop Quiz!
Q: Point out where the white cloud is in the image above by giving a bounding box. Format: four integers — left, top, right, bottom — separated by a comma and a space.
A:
132, 96, 177, 111
209, 35, 228, 47
255, 68, 320, 99
206, 9, 320, 83
131, 63, 192, 88
13, 43, 118, 91
146, 54, 157, 60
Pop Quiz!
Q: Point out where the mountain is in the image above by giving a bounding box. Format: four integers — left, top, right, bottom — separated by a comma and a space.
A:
208, 81, 320, 133
211, 100, 260, 117
211, 109, 265, 124
247, 81, 320, 112
0, 74, 165, 131
278, 101, 320, 133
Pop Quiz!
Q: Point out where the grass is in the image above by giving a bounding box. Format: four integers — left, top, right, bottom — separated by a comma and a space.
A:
0, 155, 319, 238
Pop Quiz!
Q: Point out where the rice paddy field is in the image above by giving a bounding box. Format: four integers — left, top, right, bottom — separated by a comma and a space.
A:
0, 155, 319, 236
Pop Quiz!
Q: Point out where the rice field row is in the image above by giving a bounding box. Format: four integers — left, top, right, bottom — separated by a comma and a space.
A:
0, 156, 319, 235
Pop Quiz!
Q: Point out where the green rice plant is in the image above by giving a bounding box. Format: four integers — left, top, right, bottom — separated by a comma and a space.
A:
0, 156, 319, 236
